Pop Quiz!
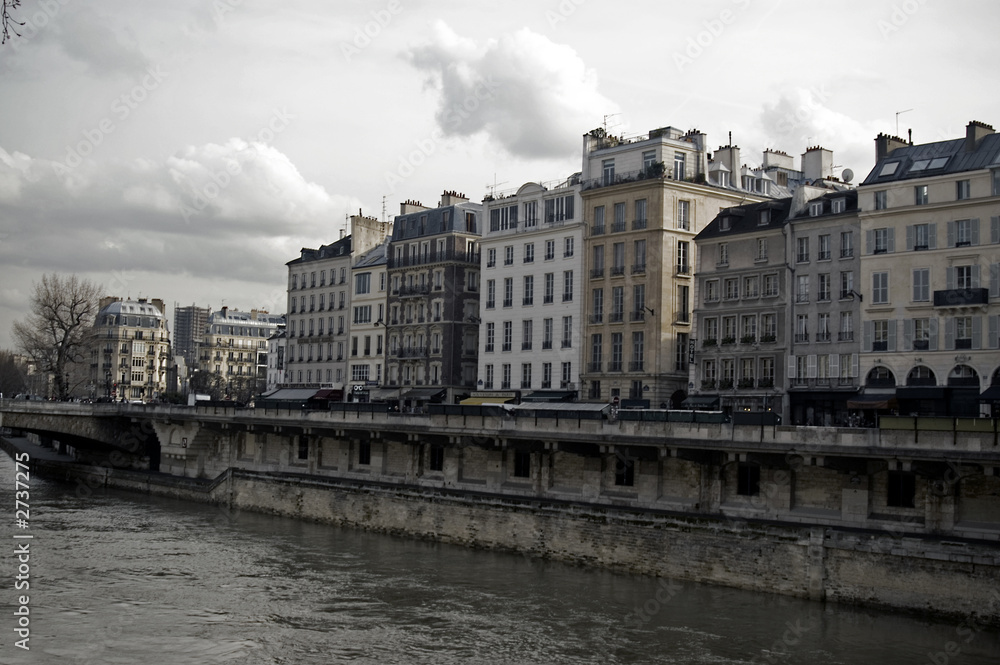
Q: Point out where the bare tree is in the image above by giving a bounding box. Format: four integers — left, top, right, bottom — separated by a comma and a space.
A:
2, 0, 22, 44
12, 274, 103, 400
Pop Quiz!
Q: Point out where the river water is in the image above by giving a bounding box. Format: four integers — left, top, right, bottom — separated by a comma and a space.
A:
2, 448, 999, 665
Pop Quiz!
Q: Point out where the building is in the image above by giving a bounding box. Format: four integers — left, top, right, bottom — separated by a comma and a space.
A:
172, 304, 210, 368
856, 121, 1000, 417
476, 178, 585, 403
90, 297, 171, 401
284, 213, 390, 397
197, 307, 284, 401
347, 238, 390, 402
266, 328, 286, 392
385, 191, 482, 408
579, 126, 773, 407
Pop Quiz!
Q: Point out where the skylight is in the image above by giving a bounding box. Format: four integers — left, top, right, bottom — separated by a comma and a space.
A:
879, 162, 899, 176
928, 157, 949, 169
909, 159, 930, 172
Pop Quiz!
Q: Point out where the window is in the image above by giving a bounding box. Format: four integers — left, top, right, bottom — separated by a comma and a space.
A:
504, 245, 514, 265
955, 265, 973, 289
631, 331, 644, 371
562, 316, 573, 348
542, 362, 552, 388
841, 231, 853, 258
677, 285, 690, 323
873, 320, 889, 351
353, 305, 372, 324
543, 318, 553, 349
675, 240, 687, 274
590, 334, 603, 371
839, 312, 853, 341
521, 363, 532, 389
704, 317, 719, 342
737, 463, 760, 496
912, 268, 929, 301
762, 313, 776, 341
501, 363, 511, 389
355, 273, 371, 295
563, 271, 574, 301
522, 320, 533, 350
513, 451, 531, 478
818, 234, 831, 260
675, 332, 688, 371
429, 445, 444, 472
592, 288, 604, 323
718, 243, 729, 266
489, 205, 518, 232
545, 240, 555, 260
756, 238, 768, 261
524, 243, 534, 263
591, 244, 605, 278
840, 271, 854, 299
872, 272, 889, 304
633, 284, 645, 319
677, 200, 691, 230
592, 205, 605, 234
642, 150, 656, 171
564, 237, 574, 257
602, 158, 615, 186
502, 321, 512, 352
674, 152, 686, 179
873, 228, 892, 254
358, 441, 371, 466
613, 203, 626, 232
874, 190, 887, 210
610, 333, 623, 371
351, 364, 370, 382
796, 237, 809, 263
523, 275, 534, 306
887, 471, 915, 508
818, 274, 831, 301
952, 219, 975, 247
634, 199, 647, 229
544, 273, 555, 303
705, 280, 719, 302
485, 323, 495, 352
758, 209, 770, 225
544, 195, 574, 223
611, 286, 624, 322
723, 316, 736, 342
955, 316, 973, 349
634, 239, 647, 273
817, 313, 830, 341
743, 276, 759, 298
486, 279, 496, 308
763, 274, 778, 297
912, 223, 932, 250
503, 278, 513, 307
796, 314, 809, 342
741, 315, 757, 341
796, 275, 809, 303
725, 278, 739, 300
915, 185, 928, 205
912, 318, 930, 350
831, 198, 845, 214
957, 179, 971, 200
615, 455, 634, 487
809, 202, 823, 217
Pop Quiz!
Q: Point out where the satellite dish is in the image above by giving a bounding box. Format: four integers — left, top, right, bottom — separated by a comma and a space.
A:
841, 168, 854, 183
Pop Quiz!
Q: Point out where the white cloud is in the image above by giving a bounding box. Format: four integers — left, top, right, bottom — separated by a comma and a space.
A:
408, 22, 618, 160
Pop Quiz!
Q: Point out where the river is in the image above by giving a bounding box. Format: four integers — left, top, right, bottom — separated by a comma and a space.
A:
2, 447, 999, 664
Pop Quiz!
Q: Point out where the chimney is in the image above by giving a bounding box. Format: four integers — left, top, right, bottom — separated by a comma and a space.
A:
220, 306, 228, 318
874, 133, 909, 162
439, 190, 469, 207
399, 199, 429, 215
762, 149, 794, 170
801, 146, 833, 182
965, 120, 994, 151
714, 145, 741, 178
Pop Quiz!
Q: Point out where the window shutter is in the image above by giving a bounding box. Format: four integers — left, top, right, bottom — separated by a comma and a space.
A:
903, 319, 914, 350
830, 353, 840, 377
944, 317, 955, 350
992, 216, 1000, 244
807, 355, 817, 378
905, 225, 914, 251
972, 316, 983, 350
851, 354, 859, 378
929, 317, 939, 351
989, 315, 999, 350
971, 218, 980, 245
946, 266, 955, 291
947, 221, 956, 247
865, 229, 874, 255
862, 320, 873, 352
972, 264, 981, 289
928, 222, 937, 249
991, 264, 1000, 299
887, 319, 897, 352
787, 355, 796, 379
887, 227, 895, 253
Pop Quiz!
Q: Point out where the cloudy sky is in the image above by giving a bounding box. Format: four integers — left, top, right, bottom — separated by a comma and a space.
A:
0, 0, 997, 349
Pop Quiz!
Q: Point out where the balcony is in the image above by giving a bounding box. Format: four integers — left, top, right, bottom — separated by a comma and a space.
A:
629, 361, 644, 372
795, 293, 809, 303
738, 378, 756, 389
588, 362, 603, 372
632, 219, 647, 230
521, 342, 532, 350
758, 378, 774, 388
838, 331, 854, 341
484, 344, 494, 352
632, 263, 647, 275
591, 224, 605, 236
395, 346, 428, 358
398, 285, 431, 297
795, 333, 810, 343
610, 266, 625, 277
608, 362, 623, 372
611, 220, 626, 233
543, 296, 554, 304
590, 268, 605, 279
630, 311, 645, 322
933, 288, 988, 307
609, 312, 624, 323
912, 339, 929, 351
501, 344, 512, 352
503, 299, 513, 308
590, 314, 604, 324
719, 379, 734, 390
542, 341, 553, 350
523, 298, 534, 306
816, 332, 831, 342
702, 338, 717, 347
486, 300, 496, 309
841, 248, 854, 258
675, 264, 689, 275
720, 336, 736, 346
740, 335, 756, 345
701, 379, 716, 390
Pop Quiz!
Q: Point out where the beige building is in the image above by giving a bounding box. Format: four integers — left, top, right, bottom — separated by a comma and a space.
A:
856, 121, 1000, 417
90, 297, 171, 401
579, 127, 771, 406
198, 307, 284, 401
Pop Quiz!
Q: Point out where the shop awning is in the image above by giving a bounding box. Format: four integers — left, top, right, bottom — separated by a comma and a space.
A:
368, 387, 400, 401
681, 395, 720, 409
846, 392, 898, 409
521, 390, 576, 402
460, 396, 515, 405
400, 388, 447, 401
979, 385, 1000, 401
260, 388, 321, 401
896, 386, 947, 401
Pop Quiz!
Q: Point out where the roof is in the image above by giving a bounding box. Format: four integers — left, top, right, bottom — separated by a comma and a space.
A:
862, 132, 1000, 185
287, 235, 353, 266
391, 201, 482, 241
354, 240, 388, 269
789, 189, 859, 220
695, 197, 792, 241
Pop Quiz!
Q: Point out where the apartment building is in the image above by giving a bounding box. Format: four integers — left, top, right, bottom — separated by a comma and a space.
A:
475, 178, 584, 402
90, 297, 171, 401
856, 121, 1000, 417
198, 307, 284, 401
385, 191, 482, 408
347, 238, 390, 402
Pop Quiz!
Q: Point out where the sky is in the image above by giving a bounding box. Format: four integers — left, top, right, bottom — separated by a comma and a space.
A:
0, 0, 997, 350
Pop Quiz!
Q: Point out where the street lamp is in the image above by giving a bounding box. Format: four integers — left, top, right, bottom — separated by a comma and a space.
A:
105, 371, 111, 398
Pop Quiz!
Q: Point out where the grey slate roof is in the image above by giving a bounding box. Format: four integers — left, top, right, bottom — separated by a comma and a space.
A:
862, 133, 1000, 185
695, 198, 792, 241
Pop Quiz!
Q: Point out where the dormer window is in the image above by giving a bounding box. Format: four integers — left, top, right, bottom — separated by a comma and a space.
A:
809, 202, 823, 217
879, 162, 899, 177
719, 171, 730, 187
831, 198, 845, 214
758, 209, 770, 225
720, 216, 732, 231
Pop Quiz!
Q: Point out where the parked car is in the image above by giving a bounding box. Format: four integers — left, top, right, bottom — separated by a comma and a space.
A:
13, 394, 45, 401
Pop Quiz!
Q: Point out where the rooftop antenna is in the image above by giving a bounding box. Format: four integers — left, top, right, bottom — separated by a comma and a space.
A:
895, 109, 913, 137
603, 113, 621, 134
381, 195, 388, 224
485, 173, 508, 198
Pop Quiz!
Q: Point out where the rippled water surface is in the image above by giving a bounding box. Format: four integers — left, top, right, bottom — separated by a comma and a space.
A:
2, 448, 999, 664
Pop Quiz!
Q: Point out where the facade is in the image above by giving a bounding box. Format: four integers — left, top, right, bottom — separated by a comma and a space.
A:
347, 238, 390, 402
198, 307, 284, 400
284, 214, 389, 396
265, 328, 286, 392
172, 304, 210, 368
385, 191, 482, 407
90, 297, 171, 401
856, 121, 1000, 417
477, 179, 584, 400
579, 126, 772, 407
